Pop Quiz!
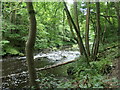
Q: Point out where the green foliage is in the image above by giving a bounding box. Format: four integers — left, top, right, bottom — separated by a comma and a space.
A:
90, 59, 112, 74
5, 45, 19, 55
60, 53, 117, 88
2, 20, 27, 55
0, 40, 10, 55
37, 74, 61, 88
33, 2, 74, 49
0, 40, 10, 46
2, 2, 28, 56
2, 2, 119, 89
57, 81, 75, 88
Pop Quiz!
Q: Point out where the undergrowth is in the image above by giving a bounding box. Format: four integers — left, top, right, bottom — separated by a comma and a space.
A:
36, 41, 119, 88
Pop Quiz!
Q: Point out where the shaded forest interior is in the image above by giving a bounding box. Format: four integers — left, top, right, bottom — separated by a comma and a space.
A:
1, 1, 120, 89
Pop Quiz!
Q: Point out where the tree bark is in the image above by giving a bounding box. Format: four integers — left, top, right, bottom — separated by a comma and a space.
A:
63, 1, 89, 65
36, 58, 78, 71
101, 23, 106, 44
92, 2, 101, 60
26, 2, 39, 88
73, 0, 84, 55
85, 2, 90, 56
67, 14, 77, 41
73, 0, 80, 31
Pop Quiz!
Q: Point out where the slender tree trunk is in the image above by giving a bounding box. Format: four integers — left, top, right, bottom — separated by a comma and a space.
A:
10, 3, 16, 24
10, 3, 13, 23
63, 1, 89, 65
73, 0, 80, 31
90, 15, 96, 33
67, 15, 77, 41
73, 0, 84, 55
91, 29, 97, 57
63, 8, 65, 40
0, 2, 2, 88
26, 2, 39, 88
93, 2, 101, 60
101, 23, 106, 44
85, 2, 90, 56
118, 11, 120, 38
91, 15, 97, 56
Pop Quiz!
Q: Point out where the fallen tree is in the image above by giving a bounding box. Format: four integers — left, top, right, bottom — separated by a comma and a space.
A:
1, 57, 79, 79
36, 57, 79, 71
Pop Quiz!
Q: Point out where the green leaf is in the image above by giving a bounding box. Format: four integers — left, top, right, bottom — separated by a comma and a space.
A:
5, 46, 20, 55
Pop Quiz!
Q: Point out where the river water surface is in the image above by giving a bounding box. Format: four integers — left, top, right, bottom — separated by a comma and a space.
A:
2, 50, 80, 88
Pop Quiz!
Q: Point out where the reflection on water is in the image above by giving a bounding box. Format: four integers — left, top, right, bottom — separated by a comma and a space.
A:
2, 59, 27, 76
2, 50, 80, 88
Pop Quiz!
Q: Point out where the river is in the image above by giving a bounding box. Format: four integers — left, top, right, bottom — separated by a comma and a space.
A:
2, 50, 80, 88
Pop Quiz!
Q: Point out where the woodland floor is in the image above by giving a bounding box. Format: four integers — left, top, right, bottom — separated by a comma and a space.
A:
107, 57, 120, 88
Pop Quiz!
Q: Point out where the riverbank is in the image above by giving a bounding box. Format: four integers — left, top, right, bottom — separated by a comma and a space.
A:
2, 42, 119, 88
2, 44, 76, 59
2, 48, 80, 89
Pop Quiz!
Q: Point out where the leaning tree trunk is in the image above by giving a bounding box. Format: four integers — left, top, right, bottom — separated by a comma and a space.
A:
63, 1, 89, 65
92, 2, 101, 60
26, 2, 38, 88
66, 14, 77, 41
85, 2, 90, 56
73, 0, 84, 55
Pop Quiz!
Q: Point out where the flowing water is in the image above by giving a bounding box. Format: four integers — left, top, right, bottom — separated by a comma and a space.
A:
2, 50, 80, 88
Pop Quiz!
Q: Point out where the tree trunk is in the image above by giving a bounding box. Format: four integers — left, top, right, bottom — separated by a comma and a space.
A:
10, 3, 13, 23
66, 12, 78, 42
63, 1, 89, 65
0, 2, 2, 88
10, 3, 16, 24
101, 23, 106, 44
36, 58, 79, 71
92, 2, 101, 60
73, 0, 84, 55
26, 2, 39, 88
73, 0, 80, 31
85, 2, 90, 56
